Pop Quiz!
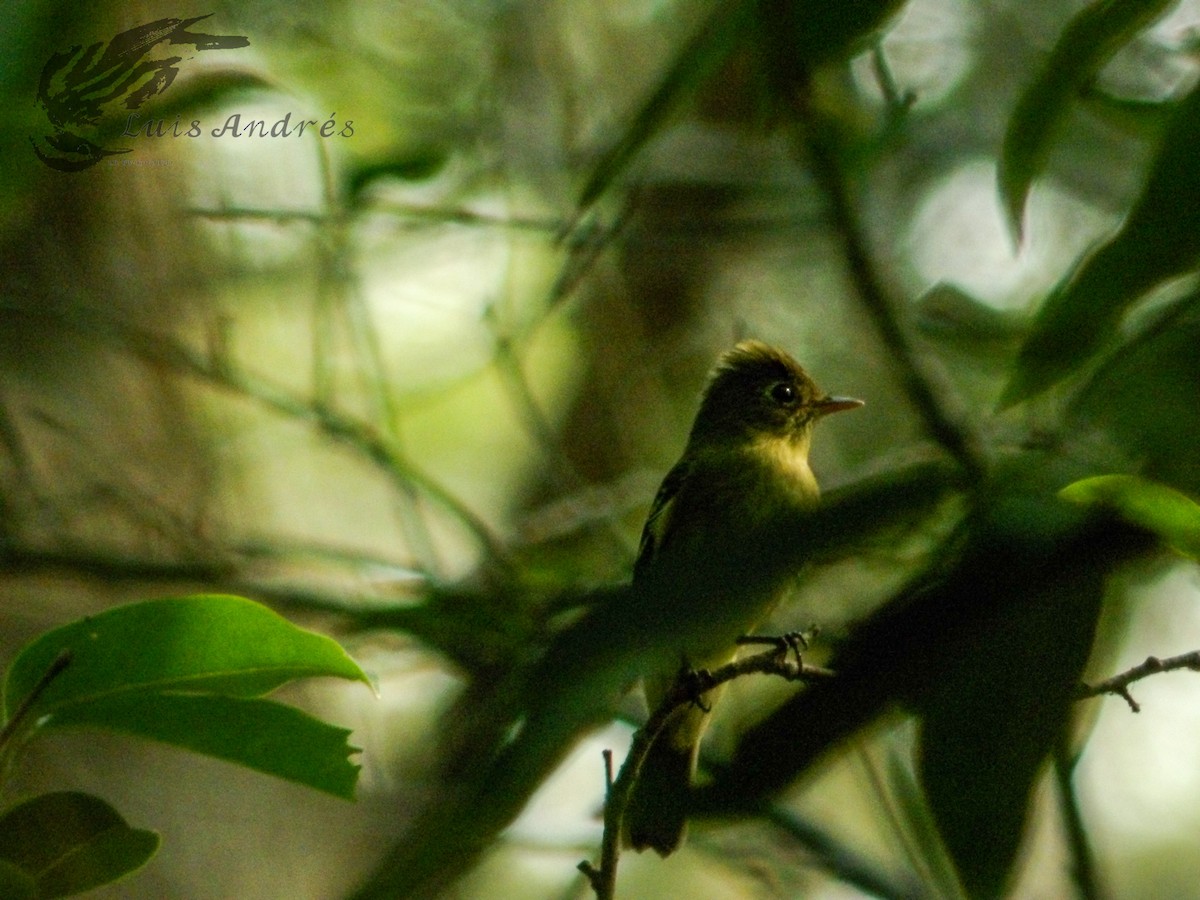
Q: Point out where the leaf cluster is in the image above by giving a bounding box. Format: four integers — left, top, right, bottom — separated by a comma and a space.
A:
0, 595, 370, 897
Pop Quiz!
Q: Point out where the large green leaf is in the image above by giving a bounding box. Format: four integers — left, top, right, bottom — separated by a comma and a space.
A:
0, 792, 159, 898
2, 595, 370, 723
916, 522, 1106, 898
1001, 77, 1200, 406
48, 694, 362, 799
998, 0, 1178, 239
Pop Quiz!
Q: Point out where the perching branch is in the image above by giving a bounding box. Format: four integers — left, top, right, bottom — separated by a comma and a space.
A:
1076, 651, 1200, 713
578, 641, 834, 900
576, 639, 1200, 899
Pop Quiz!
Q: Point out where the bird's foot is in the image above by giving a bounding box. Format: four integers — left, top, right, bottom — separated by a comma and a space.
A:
669, 664, 718, 712
737, 627, 818, 668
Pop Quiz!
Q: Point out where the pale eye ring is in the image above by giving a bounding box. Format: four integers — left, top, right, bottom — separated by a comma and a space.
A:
769, 382, 798, 406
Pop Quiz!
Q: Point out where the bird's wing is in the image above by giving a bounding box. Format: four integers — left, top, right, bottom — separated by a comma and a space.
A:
634, 458, 690, 582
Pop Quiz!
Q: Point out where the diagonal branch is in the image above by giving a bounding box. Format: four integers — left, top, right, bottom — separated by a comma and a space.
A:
579, 644, 833, 900
1076, 650, 1200, 713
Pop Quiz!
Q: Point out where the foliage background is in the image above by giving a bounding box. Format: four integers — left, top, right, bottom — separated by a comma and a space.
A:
2, 0, 1200, 897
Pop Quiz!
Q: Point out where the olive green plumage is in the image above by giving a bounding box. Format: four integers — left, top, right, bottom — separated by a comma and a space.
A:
624, 340, 861, 854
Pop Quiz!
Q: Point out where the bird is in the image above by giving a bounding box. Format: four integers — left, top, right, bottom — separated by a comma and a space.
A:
623, 339, 862, 855
351, 340, 862, 898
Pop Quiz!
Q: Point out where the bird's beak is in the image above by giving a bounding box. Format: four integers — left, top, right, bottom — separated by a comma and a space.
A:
815, 395, 864, 417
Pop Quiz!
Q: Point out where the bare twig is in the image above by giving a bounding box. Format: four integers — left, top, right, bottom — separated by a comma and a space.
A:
1054, 738, 1103, 900
579, 643, 834, 899
1076, 651, 1200, 713
788, 86, 986, 482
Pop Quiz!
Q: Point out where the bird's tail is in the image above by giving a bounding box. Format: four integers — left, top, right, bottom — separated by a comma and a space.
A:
624, 679, 726, 856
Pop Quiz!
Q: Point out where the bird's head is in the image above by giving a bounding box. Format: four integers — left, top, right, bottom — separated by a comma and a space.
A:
687, 340, 863, 452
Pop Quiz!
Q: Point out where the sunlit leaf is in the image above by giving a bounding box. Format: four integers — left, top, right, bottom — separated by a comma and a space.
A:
1060, 474, 1200, 560
2, 595, 371, 724
48, 694, 362, 799
0, 792, 159, 898
1001, 77, 1200, 406
998, 0, 1177, 240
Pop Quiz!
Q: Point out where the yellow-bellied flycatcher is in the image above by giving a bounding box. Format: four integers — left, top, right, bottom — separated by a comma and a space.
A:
624, 339, 862, 855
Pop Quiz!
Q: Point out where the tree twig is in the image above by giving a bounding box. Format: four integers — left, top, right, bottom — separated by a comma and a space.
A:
0, 650, 73, 754
578, 643, 834, 899
788, 85, 987, 482
1076, 651, 1200, 713
1054, 737, 1102, 900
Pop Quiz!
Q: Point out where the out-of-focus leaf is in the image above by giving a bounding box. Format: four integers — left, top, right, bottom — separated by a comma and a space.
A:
2, 595, 370, 724
49, 694, 361, 799
694, 454, 1153, 892
0, 862, 36, 900
757, 0, 907, 88
914, 282, 1024, 344
577, 0, 756, 211
1081, 84, 1176, 135
917, 524, 1105, 897
1001, 78, 1200, 407
1068, 292, 1200, 493
998, 0, 1177, 240
0, 792, 159, 898
1061, 475, 1200, 560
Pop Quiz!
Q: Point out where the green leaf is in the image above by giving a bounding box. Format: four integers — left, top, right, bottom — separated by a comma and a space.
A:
998, 0, 1177, 240
0, 792, 159, 898
1060, 475, 1200, 560
3, 595, 370, 724
1001, 78, 1200, 406
917, 529, 1105, 898
0, 862, 36, 900
48, 694, 362, 799
1068, 293, 1200, 494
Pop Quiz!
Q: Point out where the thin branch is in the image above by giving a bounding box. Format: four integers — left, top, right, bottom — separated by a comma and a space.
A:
1054, 738, 1103, 900
579, 643, 834, 900
0, 650, 73, 757
788, 87, 986, 482
1076, 651, 1200, 713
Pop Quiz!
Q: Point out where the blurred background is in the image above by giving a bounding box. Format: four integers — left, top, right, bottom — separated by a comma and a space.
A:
3, 0, 1200, 897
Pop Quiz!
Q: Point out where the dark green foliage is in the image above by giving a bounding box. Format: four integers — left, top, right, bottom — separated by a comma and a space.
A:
0, 793, 159, 899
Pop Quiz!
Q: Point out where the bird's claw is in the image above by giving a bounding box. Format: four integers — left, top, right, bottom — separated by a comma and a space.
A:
737, 627, 817, 668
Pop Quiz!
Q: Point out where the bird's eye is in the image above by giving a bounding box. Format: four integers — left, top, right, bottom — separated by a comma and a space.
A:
768, 382, 798, 406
